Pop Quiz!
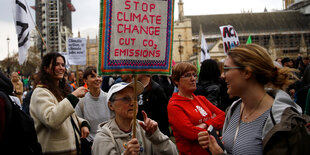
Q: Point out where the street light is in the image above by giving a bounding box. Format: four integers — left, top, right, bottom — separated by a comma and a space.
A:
178, 34, 183, 62
6, 37, 10, 75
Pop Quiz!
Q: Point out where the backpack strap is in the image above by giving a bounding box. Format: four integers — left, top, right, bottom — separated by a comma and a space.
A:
270, 106, 276, 126
70, 116, 81, 154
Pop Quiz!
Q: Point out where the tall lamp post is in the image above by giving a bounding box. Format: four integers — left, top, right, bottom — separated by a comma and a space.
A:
6, 37, 10, 75
178, 34, 183, 62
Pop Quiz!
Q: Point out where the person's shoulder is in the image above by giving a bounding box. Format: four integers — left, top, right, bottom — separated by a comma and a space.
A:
151, 80, 161, 87
168, 95, 190, 107
100, 90, 108, 96
33, 87, 48, 93
97, 119, 117, 136
93, 122, 115, 145
32, 87, 53, 98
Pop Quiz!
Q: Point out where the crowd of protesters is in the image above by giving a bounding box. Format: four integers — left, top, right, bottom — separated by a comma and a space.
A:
1, 43, 310, 155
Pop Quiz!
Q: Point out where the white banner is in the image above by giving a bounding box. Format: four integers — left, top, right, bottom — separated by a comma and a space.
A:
12, 0, 35, 65
66, 38, 87, 65
59, 52, 70, 69
201, 34, 210, 62
219, 25, 240, 54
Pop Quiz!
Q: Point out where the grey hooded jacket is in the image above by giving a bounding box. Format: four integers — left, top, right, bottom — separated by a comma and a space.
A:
92, 118, 178, 155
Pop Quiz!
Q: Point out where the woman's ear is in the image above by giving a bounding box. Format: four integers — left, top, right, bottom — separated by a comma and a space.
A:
243, 66, 253, 80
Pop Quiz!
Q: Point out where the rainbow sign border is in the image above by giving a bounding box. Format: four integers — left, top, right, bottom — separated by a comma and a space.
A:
98, 0, 175, 75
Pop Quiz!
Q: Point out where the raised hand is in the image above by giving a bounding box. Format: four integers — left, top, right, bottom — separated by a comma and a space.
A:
72, 87, 88, 98
138, 110, 158, 135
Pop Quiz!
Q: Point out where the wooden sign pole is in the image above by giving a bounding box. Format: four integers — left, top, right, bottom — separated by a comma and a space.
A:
132, 73, 138, 138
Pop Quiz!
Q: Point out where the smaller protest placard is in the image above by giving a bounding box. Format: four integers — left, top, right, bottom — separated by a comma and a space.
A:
59, 52, 70, 69
66, 38, 87, 65
219, 25, 240, 54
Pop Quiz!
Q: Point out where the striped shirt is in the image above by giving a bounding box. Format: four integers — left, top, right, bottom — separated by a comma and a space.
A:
222, 103, 270, 155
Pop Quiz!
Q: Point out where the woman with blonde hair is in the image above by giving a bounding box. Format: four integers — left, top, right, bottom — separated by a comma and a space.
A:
198, 44, 302, 155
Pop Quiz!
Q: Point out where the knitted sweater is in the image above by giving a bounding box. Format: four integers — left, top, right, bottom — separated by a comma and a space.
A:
75, 90, 111, 142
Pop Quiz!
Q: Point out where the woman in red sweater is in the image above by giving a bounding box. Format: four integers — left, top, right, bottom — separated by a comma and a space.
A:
168, 62, 225, 155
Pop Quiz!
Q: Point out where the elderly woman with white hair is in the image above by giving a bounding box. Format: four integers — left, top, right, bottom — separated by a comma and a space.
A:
92, 81, 178, 155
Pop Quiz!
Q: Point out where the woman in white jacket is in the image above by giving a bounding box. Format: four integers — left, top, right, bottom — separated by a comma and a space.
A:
30, 52, 90, 154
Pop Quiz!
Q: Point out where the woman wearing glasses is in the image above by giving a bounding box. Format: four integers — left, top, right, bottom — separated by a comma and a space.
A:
167, 62, 225, 155
198, 44, 302, 155
92, 82, 178, 155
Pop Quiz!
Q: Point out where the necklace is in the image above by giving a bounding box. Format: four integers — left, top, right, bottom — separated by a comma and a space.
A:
234, 93, 267, 143
242, 93, 266, 120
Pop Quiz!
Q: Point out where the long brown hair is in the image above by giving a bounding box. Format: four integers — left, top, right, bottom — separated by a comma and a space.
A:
37, 52, 71, 101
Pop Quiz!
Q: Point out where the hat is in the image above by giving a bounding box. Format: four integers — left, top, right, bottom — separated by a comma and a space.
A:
107, 81, 144, 102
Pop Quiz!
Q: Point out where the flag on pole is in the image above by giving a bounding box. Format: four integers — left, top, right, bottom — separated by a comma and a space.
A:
12, 0, 35, 65
201, 34, 210, 63
196, 56, 200, 75
246, 35, 252, 44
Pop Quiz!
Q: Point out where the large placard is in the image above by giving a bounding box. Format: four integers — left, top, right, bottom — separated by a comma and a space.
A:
99, 0, 174, 75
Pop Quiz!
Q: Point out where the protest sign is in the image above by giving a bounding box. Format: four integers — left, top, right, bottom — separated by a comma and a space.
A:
59, 52, 70, 69
99, 0, 174, 75
219, 25, 240, 54
66, 38, 87, 65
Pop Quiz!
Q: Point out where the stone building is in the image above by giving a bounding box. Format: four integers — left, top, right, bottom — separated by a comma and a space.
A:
86, 36, 99, 67
173, 0, 310, 63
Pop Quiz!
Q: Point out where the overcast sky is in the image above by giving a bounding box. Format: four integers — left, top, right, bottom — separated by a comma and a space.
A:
0, 0, 283, 61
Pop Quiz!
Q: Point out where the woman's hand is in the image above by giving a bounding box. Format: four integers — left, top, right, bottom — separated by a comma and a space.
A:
138, 110, 158, 135
72, 87, 88, 98
198, 131, 224, 154
81, 126, 90, 138
208, 135, 224, 155
198, 131, 209, 149
124, 138, 140, 155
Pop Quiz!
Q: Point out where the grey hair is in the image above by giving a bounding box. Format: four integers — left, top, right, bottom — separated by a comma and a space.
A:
109, 93, 117, 102
108, 94, 116, 118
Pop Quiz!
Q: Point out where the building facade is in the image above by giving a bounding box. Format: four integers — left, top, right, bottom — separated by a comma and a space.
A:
86, 36, 99, 68
173, 0, 310, 63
